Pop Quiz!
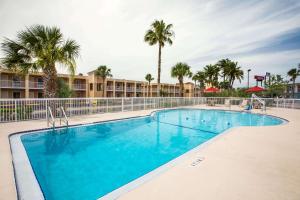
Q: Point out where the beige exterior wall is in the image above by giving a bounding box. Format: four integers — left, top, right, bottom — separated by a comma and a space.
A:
0, 68, 200, 99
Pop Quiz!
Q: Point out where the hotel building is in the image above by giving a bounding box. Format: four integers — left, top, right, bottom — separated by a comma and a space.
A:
0, 68, 201, 99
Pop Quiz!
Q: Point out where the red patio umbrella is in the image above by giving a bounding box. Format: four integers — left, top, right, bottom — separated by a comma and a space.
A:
204, 87, 219, 93
245, 86, 265, 93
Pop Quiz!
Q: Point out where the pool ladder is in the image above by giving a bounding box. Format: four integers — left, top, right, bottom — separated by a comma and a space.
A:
47, 106, 69, 129
47, 106, 55, 129
251, 94, 266, 112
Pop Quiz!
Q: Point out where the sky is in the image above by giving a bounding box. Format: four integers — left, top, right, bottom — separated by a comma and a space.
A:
0, 0, 300, 86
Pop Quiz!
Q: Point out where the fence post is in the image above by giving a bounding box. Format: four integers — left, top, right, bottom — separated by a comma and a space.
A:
46, 100, 48, 126
144, 97, 146, 110
69, 99, 72, 117
14, 100, 17, 122
131, 98, 133, 111
106, 98, 109, 112
122, 98, 124, 112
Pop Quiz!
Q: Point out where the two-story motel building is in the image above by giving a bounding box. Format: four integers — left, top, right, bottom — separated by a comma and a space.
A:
0, 68, 201, 99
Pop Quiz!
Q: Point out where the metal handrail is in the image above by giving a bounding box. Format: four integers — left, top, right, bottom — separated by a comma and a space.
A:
251, 94, 266, 112
60, 106, 69, 126
47, 106, 55, 128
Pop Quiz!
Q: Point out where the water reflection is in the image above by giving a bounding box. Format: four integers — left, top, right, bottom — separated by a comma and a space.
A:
45, 128, 76, 154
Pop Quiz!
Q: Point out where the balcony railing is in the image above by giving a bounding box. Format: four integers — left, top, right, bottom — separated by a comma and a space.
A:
126, 87, 134, 92
29, 81, 44, 89
136, 88, 143, 92
0, 80, 25, 88
73, 84, 86, 90
106, 85, 114, 91
115, 86, 123, 91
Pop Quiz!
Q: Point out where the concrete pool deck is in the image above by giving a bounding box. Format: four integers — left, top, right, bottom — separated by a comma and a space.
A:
0, 106, 299, 200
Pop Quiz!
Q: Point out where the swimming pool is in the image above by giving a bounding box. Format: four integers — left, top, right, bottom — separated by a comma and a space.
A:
11, 109, 284, 200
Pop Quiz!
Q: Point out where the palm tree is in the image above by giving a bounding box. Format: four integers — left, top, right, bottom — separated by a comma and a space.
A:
192, 74, 199, 86
171, 62, 192, 97
145, 73, 154, 97
192, 71, 206, 97
217, 59, 230, 80
1, 25, 80, 97
144, 20, 174, 97
227, 62, 244, 88
95, 65, 112, 97
287, 68, 300, 98
217, 58, 231, 89
203, 64, 220, 87
193, 71, 206, 89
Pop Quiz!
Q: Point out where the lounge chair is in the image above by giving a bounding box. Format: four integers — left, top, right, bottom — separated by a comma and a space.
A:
239, 99, 248, 108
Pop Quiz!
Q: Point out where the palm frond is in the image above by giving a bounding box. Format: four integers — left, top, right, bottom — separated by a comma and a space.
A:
144, 20, 174, 47
1, 25, 80, 96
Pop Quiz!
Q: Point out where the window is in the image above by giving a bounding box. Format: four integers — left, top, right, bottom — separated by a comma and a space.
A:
38, 92, 43, 98
97, 83, 102, 91
13, 76, 20, 82
13, 92, 21, 99
90, 83, 93, 91
37, 77, 43, 83
185, 89, 189, 93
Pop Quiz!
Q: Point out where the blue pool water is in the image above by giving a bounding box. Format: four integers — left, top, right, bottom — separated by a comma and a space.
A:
20, 109, 283, 200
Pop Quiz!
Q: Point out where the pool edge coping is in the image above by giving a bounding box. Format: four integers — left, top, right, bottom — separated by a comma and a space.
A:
8, 108, 289, 200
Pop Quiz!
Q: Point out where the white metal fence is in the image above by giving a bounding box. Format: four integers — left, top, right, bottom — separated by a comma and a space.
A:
0, 97, 299, 123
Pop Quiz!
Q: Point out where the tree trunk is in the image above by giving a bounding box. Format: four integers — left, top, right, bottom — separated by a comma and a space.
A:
231, 77, 235, 89
43, 65, 57, 98
194, 80, 196, 97
148, 82, 150, 97
43, 65, 57, 117
293, 79, 295, 98
157, 43, 162, 97
229, 76, 233, 89
179, 79, 184, 97
103, 77, 106, 97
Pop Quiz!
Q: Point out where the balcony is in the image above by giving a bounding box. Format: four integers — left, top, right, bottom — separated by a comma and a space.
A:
136, 87, 143, 92
126, 87, 134, 92
73, 84, 86, 90
29, 81, 44, 89
152, 88, 158, 92
175, 89, 180, 93
115, 86, 124, 91
0, 80, 25, 89
106, 85, 114, 91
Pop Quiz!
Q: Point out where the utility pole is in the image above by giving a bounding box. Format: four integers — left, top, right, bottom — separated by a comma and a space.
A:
247, 69, 251, 88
